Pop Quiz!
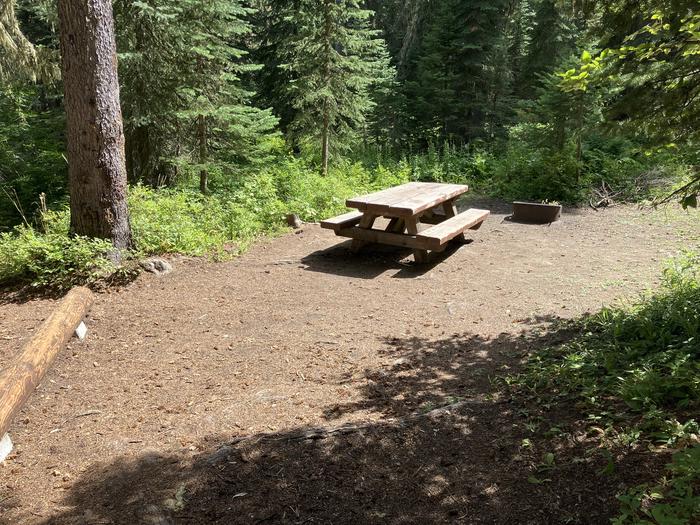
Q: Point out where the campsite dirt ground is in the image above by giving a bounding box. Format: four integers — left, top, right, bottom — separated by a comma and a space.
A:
1, 199, 699, 524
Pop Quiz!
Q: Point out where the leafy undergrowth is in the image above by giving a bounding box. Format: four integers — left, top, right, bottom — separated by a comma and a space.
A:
505, 252, 700, 523
0, 160, 409, 290
614, 446, 700, 525
0, 222, 116, 290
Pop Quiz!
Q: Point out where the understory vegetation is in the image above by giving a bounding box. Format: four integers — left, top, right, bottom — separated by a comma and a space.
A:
0, 162, 410, 288
1, 142, 685, 290
506, 252, 700, 523
0, 105, 689, 289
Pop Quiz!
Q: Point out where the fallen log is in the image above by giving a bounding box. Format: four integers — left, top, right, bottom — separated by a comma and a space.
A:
0, 286, 94, 438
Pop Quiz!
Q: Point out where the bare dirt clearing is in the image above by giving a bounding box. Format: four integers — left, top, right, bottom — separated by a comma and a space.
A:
1, 200, 698, 524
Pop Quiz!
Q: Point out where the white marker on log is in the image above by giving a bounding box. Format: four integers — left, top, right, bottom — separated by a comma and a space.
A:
0, 287, 94, 441
75, 321, 88, 341
0, 433, 13, 462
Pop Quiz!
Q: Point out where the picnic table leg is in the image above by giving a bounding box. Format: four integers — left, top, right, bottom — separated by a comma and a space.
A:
350, 213, 377, 253
386, 217, 405, 234
405, 216, 429, 263
443, 198, 458, 218
442, 198, 467, 243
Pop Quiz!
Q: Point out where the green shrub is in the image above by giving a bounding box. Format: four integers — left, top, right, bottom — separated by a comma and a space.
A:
0, 226, 115, 289
128, 186, 231, 256
509, 252, 699, 440
476, 124, 687, 204
486, 140, 583, 203
0, 158, 413, 288
613, 446, 700, 525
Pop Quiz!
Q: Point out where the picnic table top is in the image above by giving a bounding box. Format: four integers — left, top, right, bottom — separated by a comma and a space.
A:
346, 181, 469, 218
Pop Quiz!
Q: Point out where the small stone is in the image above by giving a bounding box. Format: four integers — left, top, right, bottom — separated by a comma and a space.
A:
206, 445, 233, 465
0, 434, 13, 462
140, 258, 173, 276
74, 321, 88, 341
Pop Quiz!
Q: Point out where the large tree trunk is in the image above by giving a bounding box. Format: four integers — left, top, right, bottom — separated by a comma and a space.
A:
321, 109, 330, 177
320, 0, 332, 177
198, 114, 208, 193
57, 0, 133, 251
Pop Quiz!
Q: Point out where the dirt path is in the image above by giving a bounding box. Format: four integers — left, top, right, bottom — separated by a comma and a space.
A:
0, 200, 698, 524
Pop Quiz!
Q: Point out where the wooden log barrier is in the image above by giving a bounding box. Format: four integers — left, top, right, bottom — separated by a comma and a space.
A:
0, 287, 94, 439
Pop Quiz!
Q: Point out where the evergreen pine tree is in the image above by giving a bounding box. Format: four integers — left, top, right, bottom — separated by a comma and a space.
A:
114, 0, 278, 190
278, 0, 393, 175
518, 0, 577, 97
407, 0, 512, 145
249, 0, 292, 132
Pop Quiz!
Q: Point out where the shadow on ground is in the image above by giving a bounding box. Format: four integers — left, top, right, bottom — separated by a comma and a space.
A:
321, 327, 571, 421
0, 283, 66, 306
301, 240, 466, 280
42, 322, 661, 525
0, 269, 140, 306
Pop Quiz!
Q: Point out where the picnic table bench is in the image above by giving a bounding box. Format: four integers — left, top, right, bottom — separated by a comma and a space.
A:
321, 182, 489, 263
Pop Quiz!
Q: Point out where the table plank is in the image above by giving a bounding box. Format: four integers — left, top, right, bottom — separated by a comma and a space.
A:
346, 182, 423, 211
336, 226, 432, 250
386, 183, 469, 217
374, 182, 447, 215
320, 210, 364, 231
346, 182, 469, 217
417, 208, 490, 249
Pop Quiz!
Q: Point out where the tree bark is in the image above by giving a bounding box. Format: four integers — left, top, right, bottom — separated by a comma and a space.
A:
198, 114, 208, 193
57, 0, 133, 250
321, 109, 330, 177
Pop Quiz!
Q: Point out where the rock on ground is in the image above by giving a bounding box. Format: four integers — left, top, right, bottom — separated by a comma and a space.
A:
139, 258, 173, 276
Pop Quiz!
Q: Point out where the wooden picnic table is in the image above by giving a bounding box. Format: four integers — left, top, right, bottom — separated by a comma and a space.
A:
321, 182, 489, 263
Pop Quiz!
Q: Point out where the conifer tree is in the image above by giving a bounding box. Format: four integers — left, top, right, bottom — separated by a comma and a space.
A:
57, 0, 133, 250
114, 0, 278, 190
408, 0, 512, 144
278, 0, 392, 175
518, 0, 577, 96
248, 0, 300, 140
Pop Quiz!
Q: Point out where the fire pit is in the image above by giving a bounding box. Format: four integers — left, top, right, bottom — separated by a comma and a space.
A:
512, 201, 562, 224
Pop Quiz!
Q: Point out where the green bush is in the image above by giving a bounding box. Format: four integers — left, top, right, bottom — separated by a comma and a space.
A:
0, 158, 412, 288
0, 226, 115, 289
128, 186, 232, 256
486, 139, 583, 203
272, 157, 410, 221
510, 252, 699, 439
477, 124, 686, 204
